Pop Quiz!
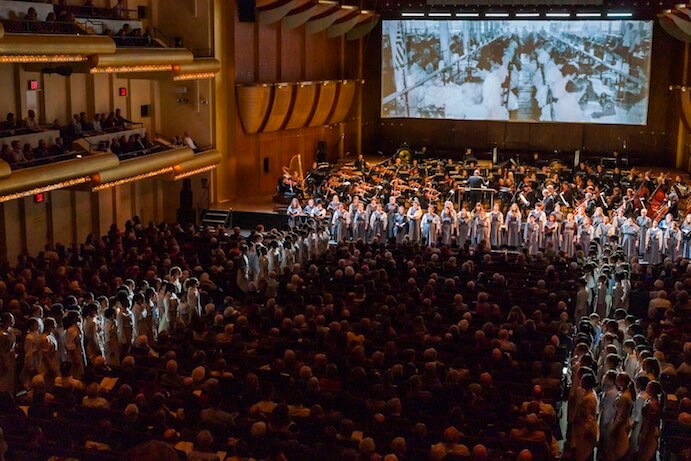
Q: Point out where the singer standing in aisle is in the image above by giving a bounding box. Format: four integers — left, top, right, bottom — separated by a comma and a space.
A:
578, 216, 594, 254
394, 205, 408, 244
457, 208, 471, 246
369, 203, 387, 243
524, 215, 540, 256
407, 199, 423, 243
664, 221, 681, 261
471, 206, 490, 247
681, 213, 691, 259
385, 196, 398, 240
636, 209, 652, 257
505, 203, 522, 249
287, 197, 302, 228
621, 218, 639, 260
489, 203, 504, 249
332, 203, 350, 242
422, 205, 441, 246
440, 201, 457, 246
645, 220, 663, 265
560, 213, 577, 257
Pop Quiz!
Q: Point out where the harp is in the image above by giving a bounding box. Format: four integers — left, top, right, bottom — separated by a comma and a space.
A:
283, 154, 304, 185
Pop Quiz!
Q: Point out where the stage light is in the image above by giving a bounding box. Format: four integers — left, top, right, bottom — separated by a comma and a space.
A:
607, 12, 633, 17
428, 12, 452, 17
576, 12, 602, 17
515, 12, 540, 17
456, 12, 479, 17
485, 12, 509, 17
546, 12, 571, 17
401, 12, 424, 17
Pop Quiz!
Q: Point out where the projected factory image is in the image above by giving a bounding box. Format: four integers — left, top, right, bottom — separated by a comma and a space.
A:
382, 19, 653, 125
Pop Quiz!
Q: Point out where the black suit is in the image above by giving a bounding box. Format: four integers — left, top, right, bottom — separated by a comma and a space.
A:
467, 175, 485, 206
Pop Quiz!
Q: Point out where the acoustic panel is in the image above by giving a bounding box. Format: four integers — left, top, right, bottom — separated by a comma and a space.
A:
263, 84, 295, 132
285, 82, 318, 129
328, 80, 357, 124
236, 84, 272, 134
308, 81, 338, 126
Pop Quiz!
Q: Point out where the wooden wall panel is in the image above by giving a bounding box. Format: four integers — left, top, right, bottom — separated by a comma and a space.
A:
92, 74, 112, 116
263, 84, 294, 132
43, 75, 69, 126
259, 135, 280, 195
280, 24, 303, 82
285, 83, 317, 129
0, 66, 17, 120
115, 185, 132, 228
50, 191, 73, 246
308, 82, 338, 126
98, 189, 114, 235
258, 23, 279, 82
69, 73, 87, 118
23, 197, 48, 257
304, 30, 327, 80
236, 85, 272, 134
73, 191, 92, 243
2, 200, 22, 261
235, 21, 256, 83
328, 81, 356, 124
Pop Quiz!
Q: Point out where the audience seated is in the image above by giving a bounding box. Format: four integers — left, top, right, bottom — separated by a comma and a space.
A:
0, 214, 685, 460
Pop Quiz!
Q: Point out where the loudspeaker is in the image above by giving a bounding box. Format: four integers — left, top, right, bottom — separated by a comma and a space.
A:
316, 140, 327, 163
140, 105, 150, 117
238, 0, 256, 22
137, 6, 147, 18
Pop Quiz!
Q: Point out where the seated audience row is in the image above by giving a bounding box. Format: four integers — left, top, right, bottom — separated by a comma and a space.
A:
0, 215, 687, 461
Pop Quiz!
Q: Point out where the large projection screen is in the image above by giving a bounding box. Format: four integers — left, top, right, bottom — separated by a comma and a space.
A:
381, 20, 653, 125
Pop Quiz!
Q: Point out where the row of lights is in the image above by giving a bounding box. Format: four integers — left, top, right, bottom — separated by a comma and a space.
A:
669, 85, 689, 92
173, 164, 217, 180
173, 72, 217, 81
92, 167, 174, 191
0, 176, 91, 203
401, 11, 633, 18
0, 54, 88, 63
90, 64, 173, 74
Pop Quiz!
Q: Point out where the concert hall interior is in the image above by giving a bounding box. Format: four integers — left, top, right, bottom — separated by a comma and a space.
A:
0, 0, 689, 460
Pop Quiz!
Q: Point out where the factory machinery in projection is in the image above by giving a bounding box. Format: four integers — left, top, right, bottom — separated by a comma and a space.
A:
381, 19, 653, 125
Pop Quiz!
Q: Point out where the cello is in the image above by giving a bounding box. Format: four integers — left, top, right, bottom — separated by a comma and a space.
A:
632, 170, 651, 210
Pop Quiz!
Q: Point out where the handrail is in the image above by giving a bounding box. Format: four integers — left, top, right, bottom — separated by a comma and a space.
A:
10, 151, 81, 170
56, 5, 140, 21
152, 26, 179, 48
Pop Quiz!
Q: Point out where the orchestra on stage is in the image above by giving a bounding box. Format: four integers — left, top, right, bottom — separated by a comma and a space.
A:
281, 150, 691, 261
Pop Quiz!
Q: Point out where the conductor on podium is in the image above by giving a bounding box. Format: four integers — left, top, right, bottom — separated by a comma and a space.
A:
467, 169, 486, 206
